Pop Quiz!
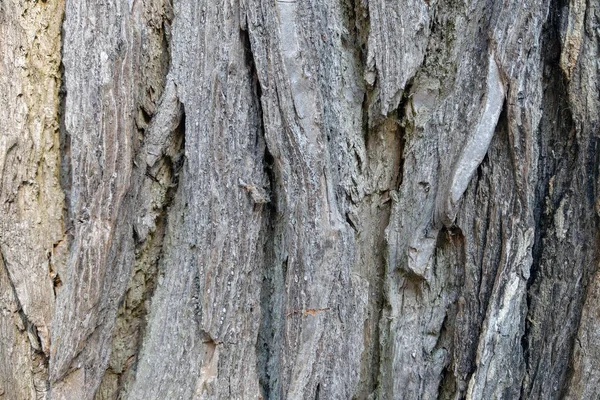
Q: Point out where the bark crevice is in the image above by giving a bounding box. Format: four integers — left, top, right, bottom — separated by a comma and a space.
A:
93, 3, 182, 396
1, 249, 50, 398
240, 19, 280, 400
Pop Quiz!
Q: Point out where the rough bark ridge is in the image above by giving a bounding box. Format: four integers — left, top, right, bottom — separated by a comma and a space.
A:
0, 0, 599, 399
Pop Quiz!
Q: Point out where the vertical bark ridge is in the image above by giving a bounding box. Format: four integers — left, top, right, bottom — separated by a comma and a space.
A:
246, 0, 372, 396
0, 0, 65, 397
128, 1, 270, 398
94, 2, 181, 396
50, 0, 152, 396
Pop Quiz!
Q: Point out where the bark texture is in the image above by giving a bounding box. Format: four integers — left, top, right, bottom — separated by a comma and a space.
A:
1, 0, 599, 399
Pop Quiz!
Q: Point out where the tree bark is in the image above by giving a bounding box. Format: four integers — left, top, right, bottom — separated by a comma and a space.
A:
1, 0, 599, 399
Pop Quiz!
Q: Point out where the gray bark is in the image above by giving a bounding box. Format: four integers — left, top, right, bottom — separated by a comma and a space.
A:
1, 0, 599, 399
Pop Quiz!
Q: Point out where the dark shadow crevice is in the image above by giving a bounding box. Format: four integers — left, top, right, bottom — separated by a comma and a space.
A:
240, 22, 279, 400
521, 0, 591, 397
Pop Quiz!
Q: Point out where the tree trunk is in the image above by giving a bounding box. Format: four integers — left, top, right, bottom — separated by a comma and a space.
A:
1, 0, 599, 398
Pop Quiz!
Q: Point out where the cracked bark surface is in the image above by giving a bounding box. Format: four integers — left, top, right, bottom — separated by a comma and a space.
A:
1, 0, 599, 399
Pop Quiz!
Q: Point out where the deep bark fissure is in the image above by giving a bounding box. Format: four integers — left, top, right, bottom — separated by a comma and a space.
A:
362, 83, 410, 399
57, 34, 71, 232
394, 86, 411, 190
239, 21, 278, 400
521, 2, 576, 396
0, 249, 50, 398
55, 9, 71, 296
518, 0, 600, 396
1, 251, 41, 353
433, 242, 462, 400
95, 107, 186, 399
92, 4, 183, 392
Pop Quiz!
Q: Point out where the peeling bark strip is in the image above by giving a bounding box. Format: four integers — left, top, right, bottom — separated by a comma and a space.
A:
1, 0, 599, 399
437, 52, 505, 228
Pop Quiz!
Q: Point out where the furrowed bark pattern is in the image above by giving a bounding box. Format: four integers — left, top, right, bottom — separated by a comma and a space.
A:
127, 2, 269, 398
1, 0, 599, 399
50, 2, 138, 397
245, 1, 371, 397
0, 0, 65, 397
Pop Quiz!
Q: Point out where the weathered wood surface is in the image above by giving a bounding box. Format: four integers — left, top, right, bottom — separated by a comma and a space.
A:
1, 0, 599, 399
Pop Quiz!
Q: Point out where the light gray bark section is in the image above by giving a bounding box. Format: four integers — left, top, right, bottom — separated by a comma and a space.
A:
129, 1, 268, 398
51, 1, 175, 398
366, 0, 430, 116
439, 54, 504, 227
246, 0, 366, 396
50, 2, 137, 396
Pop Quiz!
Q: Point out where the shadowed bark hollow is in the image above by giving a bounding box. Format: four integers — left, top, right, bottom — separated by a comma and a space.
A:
1, 0, 599, 399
